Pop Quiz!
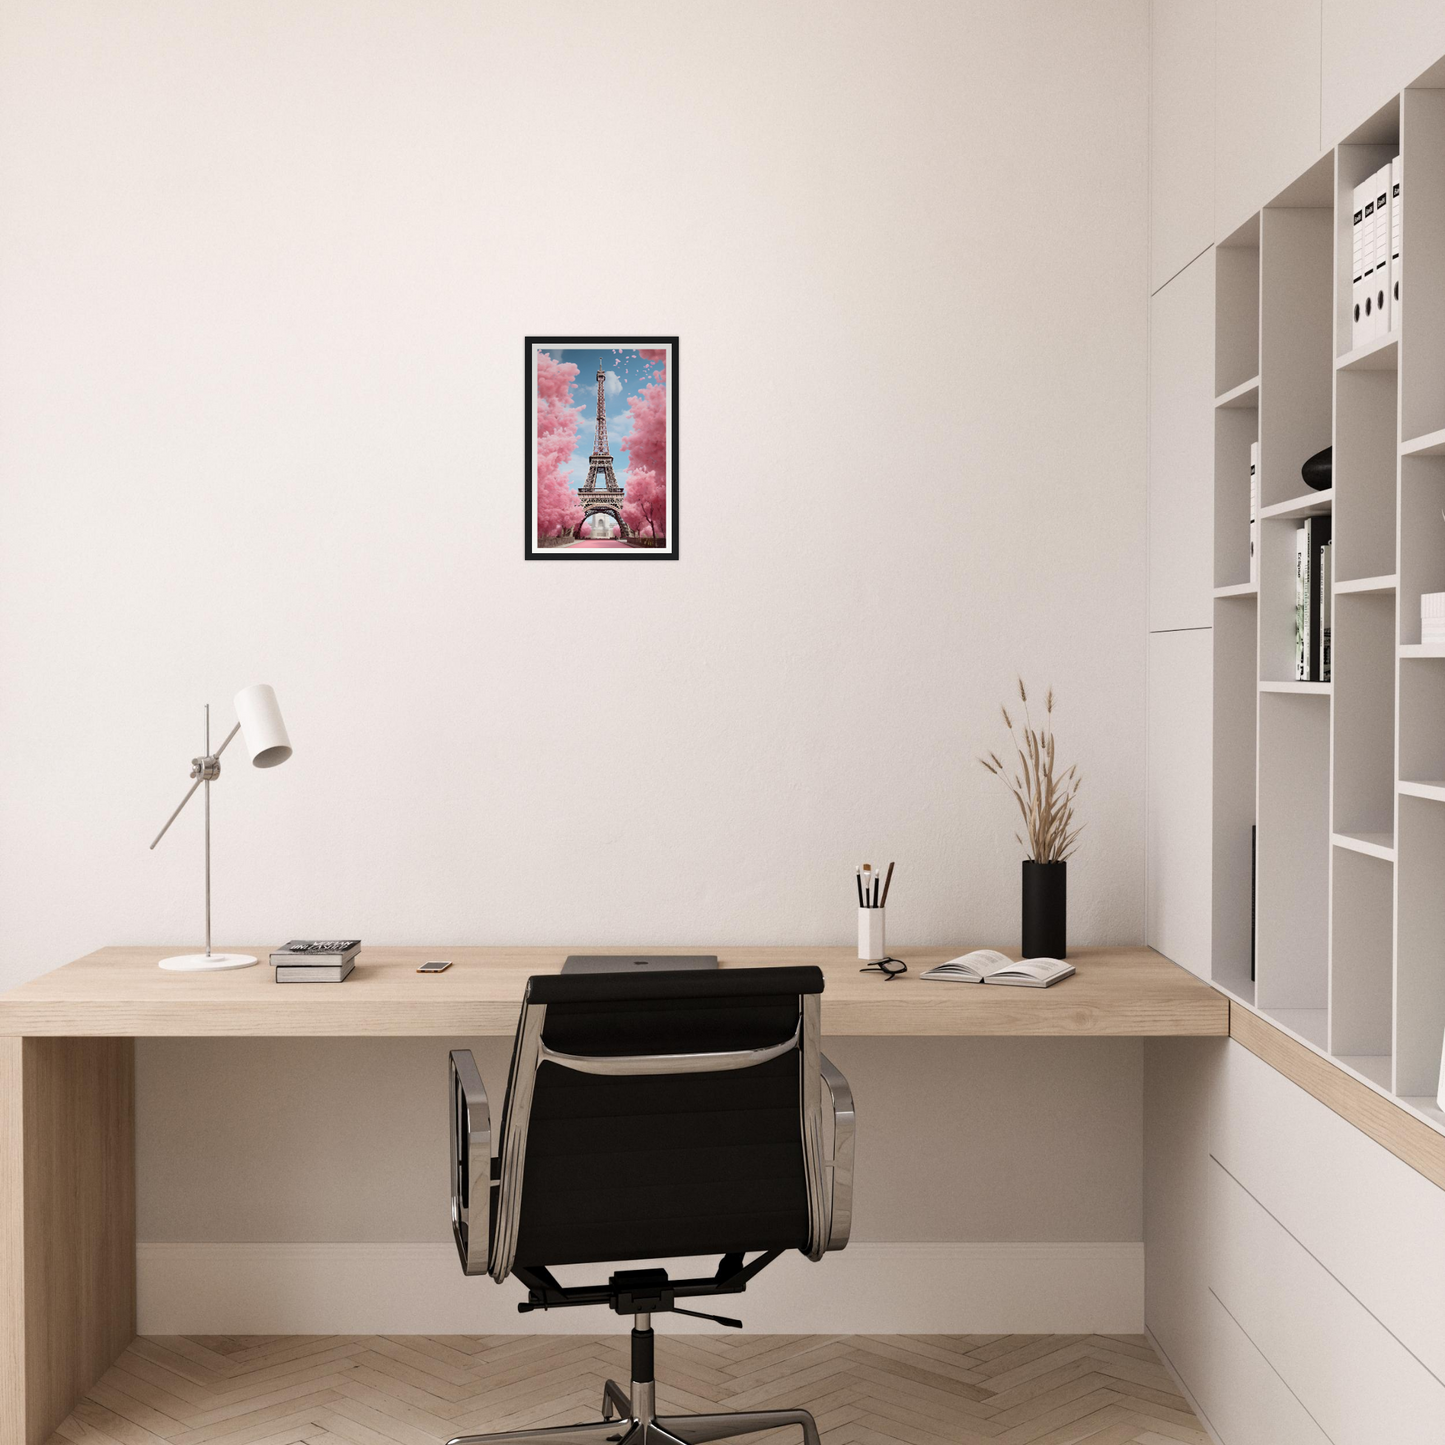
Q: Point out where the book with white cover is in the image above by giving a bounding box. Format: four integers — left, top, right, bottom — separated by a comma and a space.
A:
1373, 164, 1391, 340
1391, 154, 1402, 331
1351, 179, 1367, 348
920, 950, 1074, 987
276, 958, 355, 983
1361, 178, 1378, 342
1249, 441, 1258, 584
1364, 176, 1375, 339
1295, 525, 1309, 680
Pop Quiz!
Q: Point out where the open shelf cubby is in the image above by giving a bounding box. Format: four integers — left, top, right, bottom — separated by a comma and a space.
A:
1212, 592, 1259, 1003
1208, 71, 1445, 1128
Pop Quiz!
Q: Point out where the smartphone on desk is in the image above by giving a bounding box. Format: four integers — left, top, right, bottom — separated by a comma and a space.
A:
417, 959, 452, 973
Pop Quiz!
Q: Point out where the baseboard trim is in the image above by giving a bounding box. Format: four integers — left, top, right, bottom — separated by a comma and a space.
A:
137, 1241, 1143, 1335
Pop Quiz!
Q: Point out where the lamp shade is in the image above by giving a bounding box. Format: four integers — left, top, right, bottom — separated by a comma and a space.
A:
233, 684, 292, 768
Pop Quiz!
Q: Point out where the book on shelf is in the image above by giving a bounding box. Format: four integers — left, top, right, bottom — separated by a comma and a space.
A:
1373, 163, 1392, 340
1391, 154, 1402, 330
276, 958, 355, 983
1249, 441, 1259, 584
1293, 517, 1332, 681
1320, 538, 1332, 682
1250, 824, 1256, 984
1351, 179, 1367, 348
920, 950, 1074, 988
1362, 176, 1380, 342
1295, 526, 1308, 679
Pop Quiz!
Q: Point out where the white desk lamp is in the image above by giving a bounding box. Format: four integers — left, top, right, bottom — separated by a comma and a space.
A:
149, 683, 292, 971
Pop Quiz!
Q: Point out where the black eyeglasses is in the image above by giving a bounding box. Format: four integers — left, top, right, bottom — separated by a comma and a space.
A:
859, 956, 908, 981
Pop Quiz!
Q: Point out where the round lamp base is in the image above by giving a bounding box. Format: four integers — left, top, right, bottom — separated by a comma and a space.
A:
158, 952, 258, 972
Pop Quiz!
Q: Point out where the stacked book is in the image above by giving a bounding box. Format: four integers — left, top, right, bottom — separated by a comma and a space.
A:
1294, 518, 1332, 682
270, 939, 361, 982
1423, 593, 1445, 646
1352, 157, 1401, 347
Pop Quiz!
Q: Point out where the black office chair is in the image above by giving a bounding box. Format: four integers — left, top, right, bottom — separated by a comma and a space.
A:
446, 965, 855, 1445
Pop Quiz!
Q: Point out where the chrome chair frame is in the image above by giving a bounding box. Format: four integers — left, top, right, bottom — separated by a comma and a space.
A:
446, 985, 854, 1445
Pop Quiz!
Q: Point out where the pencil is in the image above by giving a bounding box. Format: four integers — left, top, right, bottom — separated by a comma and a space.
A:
880, 860, 895, 907
855, 869, 865, 907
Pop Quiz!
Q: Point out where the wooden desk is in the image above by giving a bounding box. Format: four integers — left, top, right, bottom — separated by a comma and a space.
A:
0, 944, 1223, 1445
0, 943, 1225, 1038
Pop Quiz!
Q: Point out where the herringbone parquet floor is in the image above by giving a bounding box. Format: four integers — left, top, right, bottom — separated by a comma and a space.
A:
49, 1334, 1210, 1445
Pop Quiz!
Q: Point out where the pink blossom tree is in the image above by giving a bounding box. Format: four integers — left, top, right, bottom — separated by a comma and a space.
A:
620, 376, 668, 487
534, 352, 583, 539
622, 466, 667, 539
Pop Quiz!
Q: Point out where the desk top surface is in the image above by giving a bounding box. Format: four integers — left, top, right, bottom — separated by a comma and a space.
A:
0, 944, 1227, 1037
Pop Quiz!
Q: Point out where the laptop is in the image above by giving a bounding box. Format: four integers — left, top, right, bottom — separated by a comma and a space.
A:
561, 954, 719, 974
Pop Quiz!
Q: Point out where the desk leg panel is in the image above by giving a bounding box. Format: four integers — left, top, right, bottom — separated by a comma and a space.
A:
0, 1037, 136, 1445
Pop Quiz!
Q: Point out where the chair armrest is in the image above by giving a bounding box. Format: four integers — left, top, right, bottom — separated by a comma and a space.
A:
819, 1052, 854, 1251
449, 1049, 492, 1276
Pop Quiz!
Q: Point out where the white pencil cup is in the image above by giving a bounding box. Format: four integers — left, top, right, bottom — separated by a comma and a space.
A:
858, 907, 886, 962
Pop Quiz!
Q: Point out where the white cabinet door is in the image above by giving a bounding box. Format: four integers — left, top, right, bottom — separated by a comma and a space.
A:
1150, 0, 1215, 292
1149, 251, 1215, 632
1214, 1039, 1445, 1384
1197, 1290, 1332, 1445
1147, 628, 1213, 978
1322, 0, 1445, 145
1215, 0, 1323, 237
1211, 1156, 1445, 1444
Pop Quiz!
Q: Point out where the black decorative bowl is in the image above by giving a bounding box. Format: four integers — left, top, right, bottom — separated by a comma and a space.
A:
1302, 445, 1332, 492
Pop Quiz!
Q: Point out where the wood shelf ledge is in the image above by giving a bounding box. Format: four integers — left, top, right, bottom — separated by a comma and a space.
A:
1230, 1002, 1445, 1191
1213, 581, 1258, 599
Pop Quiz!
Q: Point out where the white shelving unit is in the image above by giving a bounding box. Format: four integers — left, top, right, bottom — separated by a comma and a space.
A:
1212, 79, 1445, 1133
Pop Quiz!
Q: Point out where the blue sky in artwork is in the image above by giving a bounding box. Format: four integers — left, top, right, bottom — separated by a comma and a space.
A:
547, 346, 660, 491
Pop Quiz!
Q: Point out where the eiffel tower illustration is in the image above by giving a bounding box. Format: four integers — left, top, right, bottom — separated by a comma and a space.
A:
575, 368, 630, 539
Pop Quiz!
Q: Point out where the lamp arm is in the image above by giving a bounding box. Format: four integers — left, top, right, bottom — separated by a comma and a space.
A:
148, 722, 242, 850
149, 777, 203, 850
213, 721, 242, 759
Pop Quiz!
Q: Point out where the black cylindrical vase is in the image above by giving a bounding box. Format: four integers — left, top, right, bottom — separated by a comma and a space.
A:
1022, 860, 1067, 958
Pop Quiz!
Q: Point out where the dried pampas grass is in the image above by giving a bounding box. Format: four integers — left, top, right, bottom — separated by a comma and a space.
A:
979, 678, 1083, 863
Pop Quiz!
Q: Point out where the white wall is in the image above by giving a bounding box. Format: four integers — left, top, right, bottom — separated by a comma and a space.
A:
0, 0, 1150, 986
136, 1035, 1144, 1243
0, 0, 1152, 1323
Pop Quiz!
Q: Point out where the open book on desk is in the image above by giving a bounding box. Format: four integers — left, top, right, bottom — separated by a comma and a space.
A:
920, 950, 1074, 988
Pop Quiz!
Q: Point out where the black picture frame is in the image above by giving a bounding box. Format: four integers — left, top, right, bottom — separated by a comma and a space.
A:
524, 335, 680, 561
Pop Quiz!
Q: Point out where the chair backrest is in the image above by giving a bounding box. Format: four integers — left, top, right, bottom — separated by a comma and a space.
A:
488, 966, 828, 1281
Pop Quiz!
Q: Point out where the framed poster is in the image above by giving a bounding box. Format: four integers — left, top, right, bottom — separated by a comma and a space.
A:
525, 336, 678, 560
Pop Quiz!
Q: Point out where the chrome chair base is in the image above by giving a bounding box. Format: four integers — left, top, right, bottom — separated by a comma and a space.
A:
446, 1379, 822, 1445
